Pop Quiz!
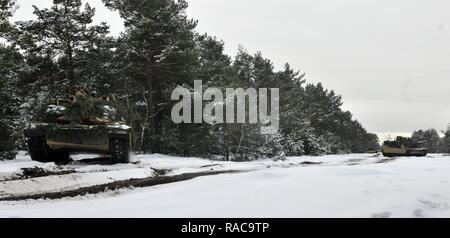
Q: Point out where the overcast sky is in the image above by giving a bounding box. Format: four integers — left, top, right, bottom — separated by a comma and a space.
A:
12, 0, 450, 140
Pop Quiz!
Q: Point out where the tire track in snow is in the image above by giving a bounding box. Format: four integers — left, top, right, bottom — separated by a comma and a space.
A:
0, 170, 241, 201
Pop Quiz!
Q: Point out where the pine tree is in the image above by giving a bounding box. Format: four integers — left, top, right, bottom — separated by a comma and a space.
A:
412, 129, 442, 153
176, 34, 232, 158
0, 45, 22, 160
1, 0, 22, 160
441, 125, 450, 154
0, 0, 14, 35
104, 0, 198, 153
16, 0, 111, 94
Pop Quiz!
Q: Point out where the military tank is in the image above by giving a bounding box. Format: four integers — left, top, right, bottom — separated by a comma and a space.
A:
23, 89, 132, 163
381, 136, 428, 157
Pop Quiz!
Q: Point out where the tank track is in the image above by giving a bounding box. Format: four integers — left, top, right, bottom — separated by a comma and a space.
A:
109, 134, 130, 163
26, 136, 70, 163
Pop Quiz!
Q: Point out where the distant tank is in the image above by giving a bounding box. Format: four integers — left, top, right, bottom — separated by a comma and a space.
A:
23, 89, 132, 163
381, 136, 428, 157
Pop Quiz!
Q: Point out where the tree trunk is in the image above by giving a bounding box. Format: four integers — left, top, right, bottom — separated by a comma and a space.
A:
64, 4, 75, 88
139, 86, 148, 154
67, 44, 74, 87
149, 78, 162, 154
148, 76, 155, 154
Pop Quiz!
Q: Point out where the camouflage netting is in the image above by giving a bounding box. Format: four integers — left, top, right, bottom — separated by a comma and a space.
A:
39, 94, 124, 125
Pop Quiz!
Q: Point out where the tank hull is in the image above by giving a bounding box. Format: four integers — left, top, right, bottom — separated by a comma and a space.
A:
23, 124, 131, 162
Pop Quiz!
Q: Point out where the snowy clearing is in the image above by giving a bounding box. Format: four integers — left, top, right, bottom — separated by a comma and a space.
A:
1, 152, 450, 218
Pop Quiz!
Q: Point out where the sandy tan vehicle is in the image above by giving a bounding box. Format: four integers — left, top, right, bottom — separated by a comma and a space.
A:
23, 90, 132, 163
381, 136, 428, 157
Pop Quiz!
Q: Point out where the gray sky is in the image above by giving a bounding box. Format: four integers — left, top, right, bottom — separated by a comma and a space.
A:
12, 0, 450, 140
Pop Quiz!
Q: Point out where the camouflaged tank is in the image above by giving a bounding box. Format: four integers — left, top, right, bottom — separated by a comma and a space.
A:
23, 89, 132, 163
381, 136, 428, 157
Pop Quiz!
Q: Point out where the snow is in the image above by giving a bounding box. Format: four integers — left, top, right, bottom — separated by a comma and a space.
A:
108, 123, 132, 130
46, 105, 65, 114
135, 101, 147, 107
1, 153, 450, 217
0, 168, 153, 198
0, 152, 55, 179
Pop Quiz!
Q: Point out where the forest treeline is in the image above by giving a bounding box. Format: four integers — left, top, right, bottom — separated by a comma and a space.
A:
408, 128, 450, 154
1, 0, 380, 160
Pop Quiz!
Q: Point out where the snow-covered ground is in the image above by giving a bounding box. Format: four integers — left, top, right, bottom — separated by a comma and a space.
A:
1, 152, 450, 218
